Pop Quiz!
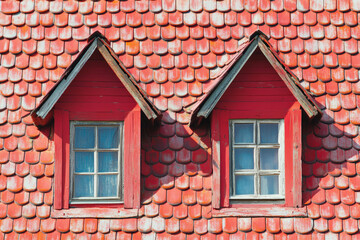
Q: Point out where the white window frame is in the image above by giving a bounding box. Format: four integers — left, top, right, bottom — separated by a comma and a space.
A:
70, 121, 124, 204
229, 119, 285, 201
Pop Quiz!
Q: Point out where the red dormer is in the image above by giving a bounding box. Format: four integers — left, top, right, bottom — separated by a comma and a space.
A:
190, 32, 321, 216
31, 32, 160, 216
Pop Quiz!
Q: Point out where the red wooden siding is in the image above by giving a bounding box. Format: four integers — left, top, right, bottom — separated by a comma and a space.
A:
212, 49, 303, 210
53, 49, 141, 210
217, 49, 296, 118
56, 50, 137, 115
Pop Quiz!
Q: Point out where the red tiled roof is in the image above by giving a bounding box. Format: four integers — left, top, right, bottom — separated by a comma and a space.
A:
0, 0, 359, 238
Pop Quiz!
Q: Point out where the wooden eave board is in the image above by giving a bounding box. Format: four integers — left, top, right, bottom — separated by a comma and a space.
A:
257, 40, 320, 118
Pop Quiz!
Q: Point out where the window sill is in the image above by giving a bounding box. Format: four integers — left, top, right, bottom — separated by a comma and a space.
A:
51, 208, 139, 218
212, 206, 307, 217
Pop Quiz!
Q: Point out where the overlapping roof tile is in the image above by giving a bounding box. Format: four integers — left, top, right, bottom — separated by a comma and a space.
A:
0, 0, 360, 238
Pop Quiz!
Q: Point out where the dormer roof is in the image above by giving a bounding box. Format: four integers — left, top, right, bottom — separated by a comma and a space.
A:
31, 32, 161, 126
189, 31, 322, 126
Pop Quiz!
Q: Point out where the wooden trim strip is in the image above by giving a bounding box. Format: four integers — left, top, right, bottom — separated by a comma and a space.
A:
54, 110, 63, 210
123, 106, 141, 209
257, 41, 319, 118
62, 110, 70, 209
212, 207, 307, 217
291, 105, 302, 207
51, 208, 139, 218
211, 110, 221, 209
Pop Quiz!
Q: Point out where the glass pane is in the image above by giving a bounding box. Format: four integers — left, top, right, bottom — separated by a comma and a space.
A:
75, 152, 94, 172
234, 148, 254, 170
261, 175, 279, 195
74, 175, 94, 197
260, 123, 279, 144
74, 127, 95, 149
260, 148, 278, 170
98, 175, 118, 197
98, 152, 118, 172
98, 127, 120, 149
234, 123, 254, 144
234, 175, 254, 195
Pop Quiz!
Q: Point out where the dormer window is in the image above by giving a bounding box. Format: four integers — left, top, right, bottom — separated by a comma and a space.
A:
190, 32, 321, 215
230, 120, 285, 200
31, 32, 160, 215
70, 122, 123, 203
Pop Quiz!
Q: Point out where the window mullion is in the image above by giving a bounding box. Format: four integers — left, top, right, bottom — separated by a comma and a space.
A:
231, 122, 235, 196
118, 123, 122, 199
94, 126, 98, 198
70, 122, 75, 199
232, 124, 236, 195
255, 120, 259, 197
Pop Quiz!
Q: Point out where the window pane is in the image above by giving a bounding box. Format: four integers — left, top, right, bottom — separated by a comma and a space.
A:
98, 127, 120, 149
234, 175, 254, 195
75, 127, 95, 149
75, 152, 94, 172
98, 175, 118, 197
261, 175, 279, 195
74, 175, 94, 197
234, 123, 254, 144
234, 148, 254, 170
260, 123, 278, 144
260, 148, 278, 170
98, 152, 118, 172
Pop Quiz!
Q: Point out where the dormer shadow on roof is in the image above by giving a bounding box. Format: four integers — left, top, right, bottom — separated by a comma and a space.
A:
31, 31, 161, 127
189, 31, 322, 127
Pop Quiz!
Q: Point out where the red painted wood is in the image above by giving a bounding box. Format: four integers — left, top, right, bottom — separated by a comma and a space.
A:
123, 106, 141, 209
54, 109, 70, 210
216, 49, 296, 115
68, 111, 130, 121
289, 103, 302, 207
51, 208, 138, 218
62, 110, 70, 209
212, 206, 307, 217
56, 104, 135, 112
228, 110, 293, 119
70, 203, 124, 208
57, 50, 137, 114
219, 110, 230, 208
54, 50, 142, 210
63, 86, 130, 96
211, 110, 221, 209
212, 49, 302, 209
54, 110, 63, 210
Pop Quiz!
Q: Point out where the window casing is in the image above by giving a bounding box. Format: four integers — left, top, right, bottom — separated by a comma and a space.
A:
70, 121, 123, 204
53, 106, 142, 211
229, 120, 285, 202
211, 103, 303, 212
